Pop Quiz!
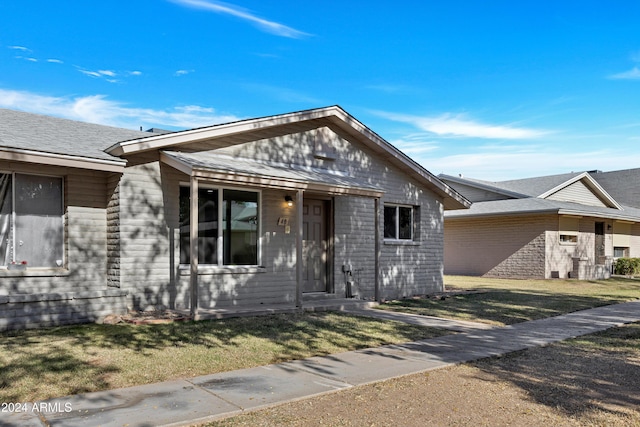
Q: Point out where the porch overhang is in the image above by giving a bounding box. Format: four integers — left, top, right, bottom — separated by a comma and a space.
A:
160, 150, 385, 198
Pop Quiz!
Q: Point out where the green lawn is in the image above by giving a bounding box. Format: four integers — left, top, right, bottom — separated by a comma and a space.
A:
0, 312, 446, 402
378, 276, 640, 326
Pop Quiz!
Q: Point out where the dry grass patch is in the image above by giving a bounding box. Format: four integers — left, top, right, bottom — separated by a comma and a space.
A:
378, 276, 640, 325
0, 312, 447, 402
204, 323, 640, 427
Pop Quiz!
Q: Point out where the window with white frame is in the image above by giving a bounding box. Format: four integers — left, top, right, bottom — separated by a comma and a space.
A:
0, 173, 64, 268
384, 204, 414, 240
179, 186, 259, 266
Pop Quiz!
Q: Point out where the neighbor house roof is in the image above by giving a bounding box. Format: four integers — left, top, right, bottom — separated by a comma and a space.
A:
0, 108, 147, 172
445, 197, 640, 222
590, 168, 640, 209
442, 170, 640, 222
108, 105, 470, 210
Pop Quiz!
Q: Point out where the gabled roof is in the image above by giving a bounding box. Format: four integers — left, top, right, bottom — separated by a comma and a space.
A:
444, 171, 621, 205
108, 105, 470, 210
495, 172, 585, 197
0, 108, 146, 172
590, 168, 640, 209
442, 170, 634, 221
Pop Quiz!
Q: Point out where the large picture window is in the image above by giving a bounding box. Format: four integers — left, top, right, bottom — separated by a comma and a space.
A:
0, 173, 64, 268
384, 204, 414, 240
179, 186, 259, 266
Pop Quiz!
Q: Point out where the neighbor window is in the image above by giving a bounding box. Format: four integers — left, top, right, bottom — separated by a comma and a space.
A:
384, 205, 414, 240
614, 247, 629, 258
0, 173, 64, 268
559, 216, 579, 245
179, 186, 259, 266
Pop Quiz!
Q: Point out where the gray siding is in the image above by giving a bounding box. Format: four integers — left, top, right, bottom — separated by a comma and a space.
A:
118, 125, 447, 308
0, 162, 128, 329
117, 156, 175, 310
219, 125, 446, 299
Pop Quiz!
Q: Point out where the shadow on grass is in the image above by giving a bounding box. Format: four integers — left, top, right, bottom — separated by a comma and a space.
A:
0, 312, 446, 401
471, 323, 640, 420
379, 289, 636, 325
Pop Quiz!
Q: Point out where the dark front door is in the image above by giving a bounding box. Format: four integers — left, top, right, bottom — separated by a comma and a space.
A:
303, 199, 328, 293
595, 221, 605, 264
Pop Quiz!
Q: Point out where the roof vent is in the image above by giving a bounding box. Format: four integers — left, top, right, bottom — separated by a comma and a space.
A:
145, 128, 174, 135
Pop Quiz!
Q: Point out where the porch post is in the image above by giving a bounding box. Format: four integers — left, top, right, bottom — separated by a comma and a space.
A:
374, 197, 381, 302
295, 189, 304, 308
189, 176, 199, 318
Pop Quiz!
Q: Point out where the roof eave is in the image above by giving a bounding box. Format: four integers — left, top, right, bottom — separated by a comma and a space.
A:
445, 207, 640, 223
0, 147, 126, 173
439, 173, 528, 199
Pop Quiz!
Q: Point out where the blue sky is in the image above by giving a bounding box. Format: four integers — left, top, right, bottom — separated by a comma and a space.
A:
1, 1, 639, 180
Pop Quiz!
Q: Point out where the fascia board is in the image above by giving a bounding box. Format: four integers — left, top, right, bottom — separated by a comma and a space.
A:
107, 106, 343, 156
440, 174, 527, 199
0, 147, 126, 173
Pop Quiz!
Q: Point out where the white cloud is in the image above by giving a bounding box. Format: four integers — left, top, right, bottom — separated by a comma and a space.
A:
377, 111, 549, 139
98, 70, 116, 77
129, 70, 142, 76
47, 59, 64, 64
175, 69, 193, 76
171, 0, 310, 39
608, 67, 640, 80
7, 45, 31, 52
0, 88, 240, 130
80, 69, 116, 78
418, 142, 640, 181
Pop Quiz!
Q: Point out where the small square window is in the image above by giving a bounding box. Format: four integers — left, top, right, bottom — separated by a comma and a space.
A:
384, 205, 414, 240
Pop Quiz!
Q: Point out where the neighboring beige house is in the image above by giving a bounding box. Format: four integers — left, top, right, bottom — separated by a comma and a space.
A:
440, 170, 640, 280
0, 106, 470, 330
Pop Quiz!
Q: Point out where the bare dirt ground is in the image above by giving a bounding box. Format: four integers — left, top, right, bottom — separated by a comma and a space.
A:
207, 326, 640, 427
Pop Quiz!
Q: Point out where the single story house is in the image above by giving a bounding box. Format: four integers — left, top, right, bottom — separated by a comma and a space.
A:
440, 170, 640, 280
0, 106, 470, 330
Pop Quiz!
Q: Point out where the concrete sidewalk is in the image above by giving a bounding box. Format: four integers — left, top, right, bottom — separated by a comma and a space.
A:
4, 301, 640, 427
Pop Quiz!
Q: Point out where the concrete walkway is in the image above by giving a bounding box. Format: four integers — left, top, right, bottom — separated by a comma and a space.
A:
4, 301, 640, 427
